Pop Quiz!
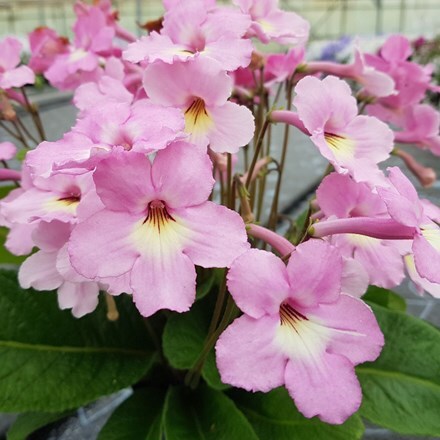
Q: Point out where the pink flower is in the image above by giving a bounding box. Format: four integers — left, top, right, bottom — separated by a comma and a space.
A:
365, 35, 434, 126
45, 7, 116, 90
316, 173, 405, 288
272, 75, 393, 184
1, 170, 95, 225
0, 141, 17, 161
394, 104, 440, 156
0, 37, 35, 89
18, 220, 100, 318
143, 58, 255, 153
68, 144, 249, 317
377, 168, 440, 284
234, 0, 309, 45
311, 168, 440, 288
28, 27, 69, 74
124, 0, 253, 71
216, 240, 384, 424
305, 47, 395, 98
73, 99, 185, 154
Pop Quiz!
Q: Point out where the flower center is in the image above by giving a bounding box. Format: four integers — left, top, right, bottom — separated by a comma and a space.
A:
144, 200, 175, 233
184, 98, 213, 135
279, 302, 308, 329
324, 132, 355, 159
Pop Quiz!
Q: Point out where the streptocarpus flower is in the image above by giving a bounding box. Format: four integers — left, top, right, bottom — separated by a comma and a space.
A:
272, 75, 394, 184
28, 26, 69, 74
233, 0, 309, 46
316, 173, 405, 288
143, 58, 255, 153
18, 220, 100, 318
216, 240, 383, 424
0, 37, 35, 89
68, 143, 249, 317
123, 0, 253, 71
394, 104, 440, 156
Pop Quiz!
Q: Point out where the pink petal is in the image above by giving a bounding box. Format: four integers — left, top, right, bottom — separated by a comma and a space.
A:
68, 210, 140, 279
207, 102, 255, 153
203, 38, 253, 71
216, 315, 286, 392
0, 141, 17, 161
380, 35, 412, 62
25, 132, 98, 178
341, 257, 369, 298
227, 249, 290, 319
178, 201, 249, 268
307, 294, 384, 365
57, 281, 100, 317
93, 151, 154, 214
130, 251, 196, 317
0, 37, 22, 70
144, 58, 232, 108
294, 75, 357, 135
152, 142, 214, 208
353, 238, 405, 288
18, 251, 63, 290
287, 240, 342, 307
413, 231, 440, 283
123, 32, 192, 65
0, 65, 35, 89
377, 167, 423, 227
284, 352, 362, 424
405, 254, 440, 298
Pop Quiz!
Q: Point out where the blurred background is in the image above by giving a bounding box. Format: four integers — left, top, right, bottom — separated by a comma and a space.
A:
1, 0, 440, 41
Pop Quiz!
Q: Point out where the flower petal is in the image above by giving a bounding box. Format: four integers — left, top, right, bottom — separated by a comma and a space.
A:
227, 249, 290, 319
216, 315, 286, 392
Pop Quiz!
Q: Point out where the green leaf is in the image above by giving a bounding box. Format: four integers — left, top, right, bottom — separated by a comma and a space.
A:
0, 227, 28, 265
98, 388, 166, 440
0, 185, 15, 200
164, 385, 258, 440
357, 304, 440, 436
7, 411, 72, 440
363, 286, 406, 312
162, 299, 228, 390
229, 388, 364, 440
195, 268, 221, 300
0, 269, 156, 412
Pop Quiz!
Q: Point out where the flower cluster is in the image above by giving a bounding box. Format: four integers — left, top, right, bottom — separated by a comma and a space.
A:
0, 0, 439, 427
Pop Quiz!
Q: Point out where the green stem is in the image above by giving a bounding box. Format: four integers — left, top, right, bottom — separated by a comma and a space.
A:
245, 118, 270, 189
268, 78, 294, 230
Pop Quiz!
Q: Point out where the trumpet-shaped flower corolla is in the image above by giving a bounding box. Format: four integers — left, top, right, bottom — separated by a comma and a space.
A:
216, 240, 383, 424
272, 76, 393, 184
394, 104, 440, 156
68, 144, 249, 317
143, 58, 255, 152
316, 173, 405, 288
0, 37, 35, 89
124, 0, 253, 71
233, 0, 309, 46
45, 7, 116, 90
28, 27, 69, 74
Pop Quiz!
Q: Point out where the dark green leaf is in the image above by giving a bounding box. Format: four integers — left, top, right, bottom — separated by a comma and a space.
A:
363, 286, 406, 312
7, 411, 72, 440
0, 185, 15, 200
229, 388, 364, 440
0, 227, 27, 265
0, 269, 156, 412
357, 304, 440, 436
196, 268, 221, 300
162, 299, 228, 390
164, 385, 258, 440
98, 388, 166, 440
